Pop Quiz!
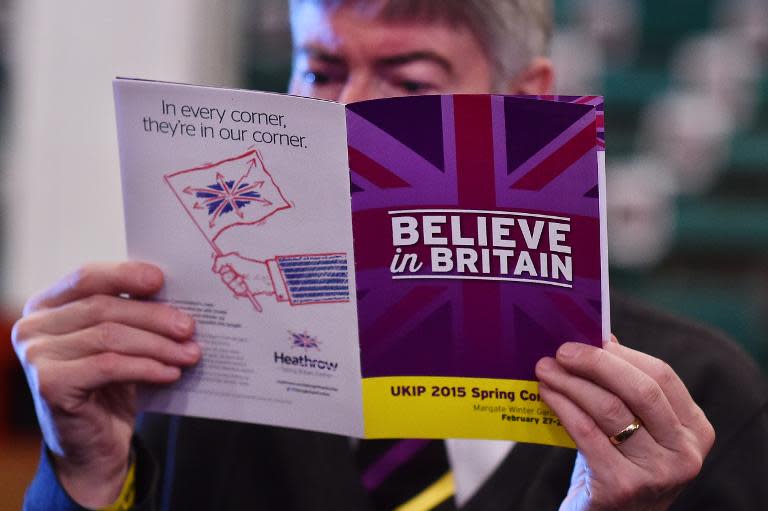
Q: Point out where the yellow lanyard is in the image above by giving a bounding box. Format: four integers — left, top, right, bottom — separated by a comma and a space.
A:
394, 471, 455, 511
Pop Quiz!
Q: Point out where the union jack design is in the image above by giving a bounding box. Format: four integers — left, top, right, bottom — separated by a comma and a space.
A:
165, 149, 290, 243
348, 95, 605, 381
290, 330, 321, 351
530, 95, 605, 150
186, 174, 272, 228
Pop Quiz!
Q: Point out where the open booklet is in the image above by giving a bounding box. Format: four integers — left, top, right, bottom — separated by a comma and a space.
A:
114, 78, 609, 448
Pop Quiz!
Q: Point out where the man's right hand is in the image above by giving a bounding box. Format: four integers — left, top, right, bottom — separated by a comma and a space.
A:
11, 261, 201, 508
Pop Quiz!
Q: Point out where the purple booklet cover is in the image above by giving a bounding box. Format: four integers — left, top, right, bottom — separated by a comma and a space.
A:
348, 95, 608, 446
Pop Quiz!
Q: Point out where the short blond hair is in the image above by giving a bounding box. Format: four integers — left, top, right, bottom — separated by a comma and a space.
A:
289, 0, 553, 81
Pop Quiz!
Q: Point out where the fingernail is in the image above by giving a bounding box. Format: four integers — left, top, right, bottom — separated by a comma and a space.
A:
536, 357, 556, 374
141, 266, 163, 287
182, 342, 200, 358
602, 335, 619, 348
557, 342, 583, 359
175, 313, 194, 334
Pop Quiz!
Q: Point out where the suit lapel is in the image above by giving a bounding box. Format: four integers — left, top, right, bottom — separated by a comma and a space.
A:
273, 430, 373, 511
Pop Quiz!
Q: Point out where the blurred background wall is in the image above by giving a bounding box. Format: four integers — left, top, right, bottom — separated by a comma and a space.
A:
0, 0, 766, 508
0, 0, 247, 506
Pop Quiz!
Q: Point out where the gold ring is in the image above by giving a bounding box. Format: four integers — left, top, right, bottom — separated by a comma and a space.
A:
609, 418, 642, 445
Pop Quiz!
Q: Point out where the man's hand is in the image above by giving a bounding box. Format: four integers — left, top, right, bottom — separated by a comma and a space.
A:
12, 262, 201, 508
535, 336, 715, 511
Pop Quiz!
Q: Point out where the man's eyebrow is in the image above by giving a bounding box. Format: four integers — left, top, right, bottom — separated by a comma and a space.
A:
299, 46, 345, 65
376, 51, 453, 75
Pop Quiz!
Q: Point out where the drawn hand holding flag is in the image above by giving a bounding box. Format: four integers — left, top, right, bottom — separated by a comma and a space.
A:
165, 149, 291, 312
213, 252, 351, 308
165, 148, 351, 312
212, 253, 275, 300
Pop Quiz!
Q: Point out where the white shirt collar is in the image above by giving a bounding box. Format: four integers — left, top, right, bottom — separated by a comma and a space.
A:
445, 439, 516, 506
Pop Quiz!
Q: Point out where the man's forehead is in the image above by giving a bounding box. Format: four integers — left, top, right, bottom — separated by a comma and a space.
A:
291, 1, 477, 56
291, 0, 469, 27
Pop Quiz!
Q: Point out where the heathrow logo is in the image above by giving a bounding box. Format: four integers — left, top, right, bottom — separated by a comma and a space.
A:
272, 330, 338, 372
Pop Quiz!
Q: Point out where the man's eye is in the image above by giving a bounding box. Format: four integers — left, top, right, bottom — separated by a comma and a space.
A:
398, 80, 433, 94
304, 71, 331, 85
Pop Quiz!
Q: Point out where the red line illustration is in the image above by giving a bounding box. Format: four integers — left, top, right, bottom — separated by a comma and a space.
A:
164, 149, 350, 312
212, 251, 351, 308
165, 149, 292, 312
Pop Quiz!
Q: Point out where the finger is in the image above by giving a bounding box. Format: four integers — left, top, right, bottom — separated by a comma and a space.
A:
537, 358, 657, 460
20, 295, 195, 340
536, 357, 646, 446
26, 323, 201, 367
57, 353, 183, 390
537, 382, 624, 466
25, 262, 164, 314
602, 334, 619, 348
555, 343, 683, 444
541, 381, 703, 509
604, 341, 706, 430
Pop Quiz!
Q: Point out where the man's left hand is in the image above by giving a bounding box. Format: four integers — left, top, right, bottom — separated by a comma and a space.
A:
535, 336, 715, 511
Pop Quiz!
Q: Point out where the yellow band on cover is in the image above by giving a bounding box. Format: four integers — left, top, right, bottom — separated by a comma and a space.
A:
99, 459, 136, 511
362, 376, 575, 448
394, 471, 455, 511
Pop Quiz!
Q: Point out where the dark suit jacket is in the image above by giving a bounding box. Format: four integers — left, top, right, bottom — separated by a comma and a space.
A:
24, 295, 768, 510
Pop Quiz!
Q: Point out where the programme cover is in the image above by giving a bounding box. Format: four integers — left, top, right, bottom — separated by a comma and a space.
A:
115, 78, 607, 447
347, 94, 608, 446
